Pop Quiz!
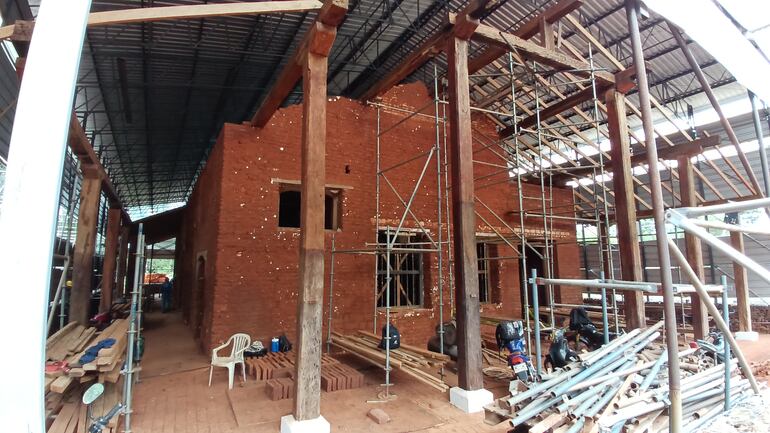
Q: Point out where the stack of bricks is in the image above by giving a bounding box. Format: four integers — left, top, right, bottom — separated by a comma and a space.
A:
266, 377, 295, 401
249, 352, 364, 400
320, 362, 364, 392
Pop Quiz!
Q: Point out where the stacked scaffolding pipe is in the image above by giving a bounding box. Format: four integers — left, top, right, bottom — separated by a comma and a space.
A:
484, 322, 751, 432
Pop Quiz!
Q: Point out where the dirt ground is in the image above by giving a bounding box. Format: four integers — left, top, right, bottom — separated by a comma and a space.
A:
128, 309, 514, 433
126, 307, 770, 433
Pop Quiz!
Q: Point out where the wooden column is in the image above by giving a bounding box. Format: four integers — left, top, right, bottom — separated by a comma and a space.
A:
677, 156, 708, 339
115, 225, 130, 297
99, 207, 121, 313
605, 89, 646, 329
293, 29, 333, 421
70, 174, 102, 325
730, 229, 752, 332
447, 34, 484, 391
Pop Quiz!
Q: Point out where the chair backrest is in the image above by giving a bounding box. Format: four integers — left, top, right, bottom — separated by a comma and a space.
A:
227, 333, 251, 360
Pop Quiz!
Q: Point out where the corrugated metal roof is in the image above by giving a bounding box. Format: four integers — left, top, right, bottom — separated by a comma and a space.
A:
0, 0, 757, 214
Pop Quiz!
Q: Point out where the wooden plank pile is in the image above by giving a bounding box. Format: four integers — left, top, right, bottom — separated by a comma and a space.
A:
330, 331, 450, 392
45, 319, 129, 396
483, 321, 754, 432
45, 381, 123, 433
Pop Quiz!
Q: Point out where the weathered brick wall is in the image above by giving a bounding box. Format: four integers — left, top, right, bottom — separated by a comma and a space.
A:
176, 135, 225, 351
179, 82, 581, 351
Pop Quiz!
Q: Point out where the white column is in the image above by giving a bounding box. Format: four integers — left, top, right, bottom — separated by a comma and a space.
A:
0, 1, 92, 431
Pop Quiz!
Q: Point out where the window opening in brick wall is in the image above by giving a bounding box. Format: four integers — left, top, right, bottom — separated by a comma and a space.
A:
477, 242, 490, 303
376, 231, 423, 308
277, 184, 341, 230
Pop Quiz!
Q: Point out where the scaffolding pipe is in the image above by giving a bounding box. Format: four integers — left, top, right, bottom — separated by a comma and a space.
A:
667, 239, 760, 393
667, 210, 770, 285
626, 3, 682, 431
48, 256, 70, 334
669, 23, 762, 196
124, 224, 145, 433
531, 268, 542, 375
749, 90, 770, 198
509, 52, 531, 356
676, 196, 770, 218
600, 271, 609, 344
326, 233, 336, 354
433, 63, 445, 354
535, 277, 656, 292
721, 274, 731, 410
373, 106, 381, 334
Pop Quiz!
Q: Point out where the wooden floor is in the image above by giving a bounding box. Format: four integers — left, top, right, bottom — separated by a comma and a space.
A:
128, 308, 513, 433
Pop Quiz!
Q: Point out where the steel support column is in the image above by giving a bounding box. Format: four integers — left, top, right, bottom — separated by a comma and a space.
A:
625, 2, 682, 432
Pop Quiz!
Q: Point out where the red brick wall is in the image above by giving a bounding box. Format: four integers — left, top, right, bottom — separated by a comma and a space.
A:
176, 135, 225, 351
178, 82, 581, 351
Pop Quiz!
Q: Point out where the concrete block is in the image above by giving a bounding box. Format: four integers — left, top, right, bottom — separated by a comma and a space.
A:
449, 387, 494, 414
367, 408, 391, 424
280, 415, 330, 433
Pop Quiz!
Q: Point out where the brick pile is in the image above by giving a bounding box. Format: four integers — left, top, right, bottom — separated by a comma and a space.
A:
247, 352, 364, 400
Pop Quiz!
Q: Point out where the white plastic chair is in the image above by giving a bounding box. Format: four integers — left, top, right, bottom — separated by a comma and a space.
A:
208, 333, 251, 389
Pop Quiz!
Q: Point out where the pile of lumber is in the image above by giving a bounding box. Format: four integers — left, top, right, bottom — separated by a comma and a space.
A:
484, 321, 756, 432
45, 319, 129, 396
45, 381, 123, 433
330, 331, 450, 392
245, 352, 364, 395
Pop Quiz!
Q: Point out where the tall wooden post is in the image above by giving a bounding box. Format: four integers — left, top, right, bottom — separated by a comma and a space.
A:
447, 34, 484, 392
677, 156, 708, 339
292, 24, 335, 423
70, 174, 102, 325
99, 207, 122, 313
730, 229, 752, 332
605, 89, 646, 329
116, 225, 130, 297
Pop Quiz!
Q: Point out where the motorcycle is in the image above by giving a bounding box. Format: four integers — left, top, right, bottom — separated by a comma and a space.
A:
496, 320, 536, 382
569, 307, 613, 351
82, 383, 124, 433
545, 328, 579, 369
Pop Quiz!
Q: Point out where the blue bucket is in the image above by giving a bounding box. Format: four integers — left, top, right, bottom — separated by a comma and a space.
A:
271, 337, 279, 352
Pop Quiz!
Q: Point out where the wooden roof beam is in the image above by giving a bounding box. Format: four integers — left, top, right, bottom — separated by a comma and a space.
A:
0, 1, 324, 39
452, 13, 615, 85
549, 134, 722, 185
68, 116, 129, 222
250, 0, 348, 127
468, 0, 583, 74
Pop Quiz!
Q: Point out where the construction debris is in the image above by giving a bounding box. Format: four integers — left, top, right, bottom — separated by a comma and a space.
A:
367, 408, 391, 424
484, 321, 757, 432
330, 331, 450, 392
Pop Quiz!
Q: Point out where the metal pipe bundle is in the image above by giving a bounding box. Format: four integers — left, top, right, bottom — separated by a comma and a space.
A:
483, 320, 751, 433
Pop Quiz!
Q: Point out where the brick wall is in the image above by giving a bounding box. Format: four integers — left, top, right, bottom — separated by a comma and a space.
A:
178, 82, 582, 351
